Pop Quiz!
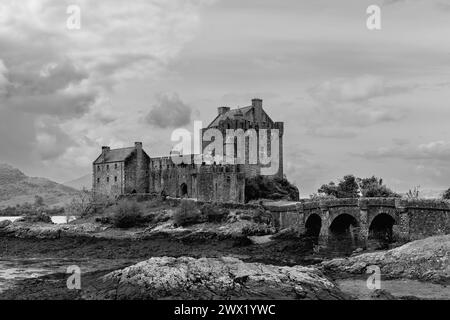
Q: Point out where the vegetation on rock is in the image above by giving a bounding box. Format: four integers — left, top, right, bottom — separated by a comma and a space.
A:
245, 176, 299, 202
110, 200, 144, 228
173, 200, 203, 227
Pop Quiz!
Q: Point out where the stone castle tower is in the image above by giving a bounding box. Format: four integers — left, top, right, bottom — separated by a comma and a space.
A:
93, 98, 284, 203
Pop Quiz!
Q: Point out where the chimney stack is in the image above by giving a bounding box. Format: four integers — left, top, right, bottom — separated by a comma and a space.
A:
251, 98, 263, 122
135, 142, 143, 150
251, 98, 262, 108
102, 146, 110, 157
218, 106, 230, 115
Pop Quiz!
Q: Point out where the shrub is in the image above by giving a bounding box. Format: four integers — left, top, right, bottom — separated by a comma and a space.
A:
252, 209, 272, 224
245, 176, 299, 202
110, 200, 144, 228
442, 188, 450, 200
200, 204, 229, 223
242, 223, 275, 236
66, 188, 97, 217
173, 200, 203, 227
20, 212, 53, 224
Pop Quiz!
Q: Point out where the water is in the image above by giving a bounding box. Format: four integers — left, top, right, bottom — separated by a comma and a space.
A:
0, 216, 77, 224
0, 258, 135, 294
337, 279, 450, 300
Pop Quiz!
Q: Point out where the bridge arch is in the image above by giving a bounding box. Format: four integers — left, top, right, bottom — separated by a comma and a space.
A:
305, 213, 322, 244
368, 211, 397, 226
328, 213, 359, 253
368, 213, 396, 248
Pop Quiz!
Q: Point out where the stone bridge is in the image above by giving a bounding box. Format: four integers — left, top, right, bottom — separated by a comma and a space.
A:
266, 198, 450, 251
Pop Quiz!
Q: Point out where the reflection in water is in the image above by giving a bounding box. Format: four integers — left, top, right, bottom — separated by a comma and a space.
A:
337, 279, 450, 300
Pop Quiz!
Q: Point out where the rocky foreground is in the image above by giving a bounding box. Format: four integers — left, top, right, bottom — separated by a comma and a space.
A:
82, 256, 346, 300
322, 235, 450, 284
0, 216, 449, 300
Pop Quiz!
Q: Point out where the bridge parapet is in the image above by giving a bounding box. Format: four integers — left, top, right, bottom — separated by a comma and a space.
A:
273, 197, 450, 249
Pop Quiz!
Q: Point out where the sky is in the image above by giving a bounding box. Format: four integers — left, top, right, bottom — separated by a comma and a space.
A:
1, 0, 450, 196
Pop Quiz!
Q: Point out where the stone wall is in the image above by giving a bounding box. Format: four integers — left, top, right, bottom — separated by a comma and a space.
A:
93, 149, 150, 199
149, 157, 246, 203
93, 162, 125, 198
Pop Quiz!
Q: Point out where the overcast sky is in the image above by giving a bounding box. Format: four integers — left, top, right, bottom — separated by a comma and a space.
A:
1, 0, 450, 196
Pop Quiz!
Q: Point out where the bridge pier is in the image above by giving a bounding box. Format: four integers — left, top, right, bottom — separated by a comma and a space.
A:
393, 200, 410, 242
357, 201, 369, 249
318, 204, 330, 250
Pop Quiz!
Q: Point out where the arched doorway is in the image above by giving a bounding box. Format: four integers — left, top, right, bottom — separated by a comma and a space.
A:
180, 183, 188, 198
329, 214, 359, 254
305, 214, 322, 245
369, 213, 396, 249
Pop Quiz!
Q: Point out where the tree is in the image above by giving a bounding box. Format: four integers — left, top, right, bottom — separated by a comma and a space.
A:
66, 188, 96, 217
443, 188, 450, 200
318, 175, 359, 198
34, 195, 45, 207
318, 175, 399, 199
357, 176, 400, 198
405, 186, 420, 199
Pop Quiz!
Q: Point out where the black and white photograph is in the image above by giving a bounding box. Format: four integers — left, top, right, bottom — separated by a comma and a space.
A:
0, 0, 448, 312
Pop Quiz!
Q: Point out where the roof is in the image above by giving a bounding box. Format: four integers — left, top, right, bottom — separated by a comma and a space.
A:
208, 105, 253, 127
93, 147, 135, 164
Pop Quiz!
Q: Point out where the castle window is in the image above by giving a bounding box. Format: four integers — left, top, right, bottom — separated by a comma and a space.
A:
106, 177, 110, 183
106, 165, 109, 171
97, 178, 100, 184
115, 164, 118, 169
114, 176, 118, 182
97, 165, 100, 171
226, 176, 231, 183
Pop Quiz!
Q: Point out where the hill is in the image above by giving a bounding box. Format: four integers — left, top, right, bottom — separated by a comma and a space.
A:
63, 174, 92, 190
0, 164, 80, 209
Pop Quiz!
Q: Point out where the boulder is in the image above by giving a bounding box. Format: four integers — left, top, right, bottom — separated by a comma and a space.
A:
84, 256, 347, 300
321, 235, 450, 283
0, 219, 12, 228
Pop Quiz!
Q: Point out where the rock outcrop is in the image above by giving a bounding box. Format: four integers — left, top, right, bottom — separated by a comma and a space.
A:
321, 235, 450, 284
84, 256, 346, 300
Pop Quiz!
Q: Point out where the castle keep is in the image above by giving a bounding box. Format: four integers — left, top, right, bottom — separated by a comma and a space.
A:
93, 99, 284, 203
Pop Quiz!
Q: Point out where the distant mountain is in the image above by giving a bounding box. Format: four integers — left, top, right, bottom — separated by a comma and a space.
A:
0, 163, 80, 209
63, 174, 92, 191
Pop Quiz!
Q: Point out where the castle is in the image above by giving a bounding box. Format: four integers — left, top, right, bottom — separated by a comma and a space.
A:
93, 98, 284, 203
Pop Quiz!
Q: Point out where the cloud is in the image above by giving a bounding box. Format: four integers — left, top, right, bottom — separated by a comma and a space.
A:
0, 60, 9, 92
359, 140, 450, 162
303, 75, 412, 138
0, 0, 213, 181
305, 126, 358, 139
146, 93, 193, 128
283, 147, 332, 196
35, 120, 78, 161
309, 75, 413, 104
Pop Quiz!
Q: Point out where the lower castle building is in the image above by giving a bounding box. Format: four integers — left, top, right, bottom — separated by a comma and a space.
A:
93, 98, 284, 203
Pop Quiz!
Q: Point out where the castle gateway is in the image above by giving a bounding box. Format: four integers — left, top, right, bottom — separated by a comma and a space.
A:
93, 98, 284, 203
